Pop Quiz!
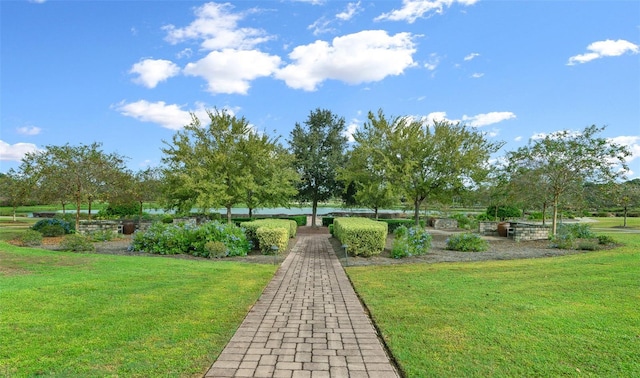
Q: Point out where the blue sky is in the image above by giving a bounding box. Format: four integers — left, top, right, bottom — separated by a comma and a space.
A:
2, 0, 639, 179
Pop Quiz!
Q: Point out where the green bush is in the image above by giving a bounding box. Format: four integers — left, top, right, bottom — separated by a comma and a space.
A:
577, 241, 599, 251
281, 215, 307, 226
322, 217, 334, 227
446, 233, 488, 252
391, 226, 432, 258
20, 230, 43, 246
451, 213, 477, 230
60, 234, 96, 252
130, 221, 250, 257
99, 202, 139, 218
379, 219, 415, 234
161, 216, 174, 224
333, 217, 387, 257
328, 224, 334, 235
87, 230, 115, 242
557, 223, 596, 239
597, 235, 616, 245
550, 234, 575, 250
204, 241, 228, 258
38, 224, 66, 237
486, 205, 521, 221
242, 219, 297, 250
256, 227, 289, 255
32, 218, 72, 235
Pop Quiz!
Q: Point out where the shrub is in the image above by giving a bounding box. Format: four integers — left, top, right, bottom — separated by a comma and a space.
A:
161, 216, 174, 224
242, 219, 297, 250
379, 219, 415, 234
451, 213, 476, 230
99, 202, 139, 218
20, 230, 43, 246
328, 224, 334, 235
391, 226, 432, 258
597, 234, 616, 245
557, 223, 596, 239
205, 241, 228, 258
322, 217, 334, 227
256, 227, 289, 255
60, 234, 95, 252
130, 221, 250, 257
446, 233, 488, 252
550, 234, 575, 250
476, 213, 496, 221
32, 218, 72, 235
333, 217, 387, 257
486, 205, 521, 221
38, 224, 67, 237
87, 230, 115, 242
577, 241, 599, 251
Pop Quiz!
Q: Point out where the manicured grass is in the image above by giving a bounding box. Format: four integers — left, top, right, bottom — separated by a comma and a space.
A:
0, 242, 277, 377
347, 233, 640, 377
590, 216, 640, 230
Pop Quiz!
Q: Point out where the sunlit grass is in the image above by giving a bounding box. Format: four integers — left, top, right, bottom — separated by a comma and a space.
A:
348, 233, 640, 377
590, 216, 640, 230
0, 242, 276, 377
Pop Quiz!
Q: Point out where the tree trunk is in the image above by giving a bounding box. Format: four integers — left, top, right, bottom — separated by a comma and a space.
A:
88, 200, 92, 220
249, 207, 253, 219
226, 206, 232, 224
413, 198, 421, 226
542, 202, 547, 227
623, 205, 628, 228
12, 207, 17, 222
374, 207, 379, 220
552, 196, 559, 236
311, 199, 318, 227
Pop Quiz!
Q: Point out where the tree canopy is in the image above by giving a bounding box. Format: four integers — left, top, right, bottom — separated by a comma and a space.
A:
161, 108, 297, 223
289, 108, 348, 226
505, 125, 630, 234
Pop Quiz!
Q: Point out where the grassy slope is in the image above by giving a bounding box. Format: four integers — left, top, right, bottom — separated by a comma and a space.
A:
347, 233, 640, 377
0, 243, 276, 377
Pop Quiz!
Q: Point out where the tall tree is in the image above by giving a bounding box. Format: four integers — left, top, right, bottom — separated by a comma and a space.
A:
339, 110, 398, 219
506, 125, 630, 235
389, 119, 503, 225
0, 170, 33, 221
289, 108, 348, 226
20, 142, 128, 231
162, 109, 297, 223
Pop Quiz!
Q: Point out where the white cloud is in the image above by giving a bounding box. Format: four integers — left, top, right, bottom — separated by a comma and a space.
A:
308, 17, 335, 36
184, 49, 281, 95
163, 2, 271, 50
514, 136, 523, 142
0, 140, 40, 161
567, 39, 639, 65
129, 59, 180, 88
336, 1, 361, 21
470, 72, 484, 78
16, 126, 42, 136
276, 30, 416, 91
609, 135, 640, 165
424, 53, 440, 71
464, 52, 480, 61
462, 112, 516, 127
375, 0, 478, 23
114, 100, 210, 130
343, 117, 361, 143
423, 111, 452, 125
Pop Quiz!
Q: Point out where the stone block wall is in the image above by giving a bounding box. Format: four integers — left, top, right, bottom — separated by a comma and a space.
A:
478, 221, 500, 236
429, 218, 458, 229
510, 223, 549, 242
78, 220, 154, 235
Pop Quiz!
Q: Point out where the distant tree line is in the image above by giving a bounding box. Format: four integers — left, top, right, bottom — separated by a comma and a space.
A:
1, 108, 634, 234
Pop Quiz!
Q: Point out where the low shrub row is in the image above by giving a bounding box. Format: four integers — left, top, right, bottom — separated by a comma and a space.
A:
32, 218, 73, 236
130, 221, 251, 258
241, 219, 298, 254
391, 226, 432, 258
333, 217, 387, 257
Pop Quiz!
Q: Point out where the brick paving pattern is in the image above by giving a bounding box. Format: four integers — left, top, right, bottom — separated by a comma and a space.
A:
205, 234, 399, 378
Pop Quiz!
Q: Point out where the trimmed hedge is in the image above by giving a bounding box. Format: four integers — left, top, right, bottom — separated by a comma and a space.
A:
256, 227, 289, 254
333, 217, 388, 257
322, 217, 334, 227
379, 219, 415, 233
242, 219, 297, 252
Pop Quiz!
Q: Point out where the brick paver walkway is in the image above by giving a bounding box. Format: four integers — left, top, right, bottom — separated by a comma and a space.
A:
205, 234, 400, 378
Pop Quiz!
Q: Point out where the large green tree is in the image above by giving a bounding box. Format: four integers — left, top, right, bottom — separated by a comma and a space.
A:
20, 142, 128, 231
339, 110, 398, 219
289, 108, 348, 226
506, 125, 630, 235
162, 109, 297, 223
389, 118, 503, 225
0, 170, 33, 221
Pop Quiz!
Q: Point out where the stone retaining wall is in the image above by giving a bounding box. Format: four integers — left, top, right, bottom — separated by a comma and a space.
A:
510, 222, 549, 242
478, 221, 500, 236
429, 217, 458, 229
78, 220, 153, 235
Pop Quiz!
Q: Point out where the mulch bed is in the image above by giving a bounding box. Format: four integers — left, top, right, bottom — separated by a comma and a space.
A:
23, 226, 601, 266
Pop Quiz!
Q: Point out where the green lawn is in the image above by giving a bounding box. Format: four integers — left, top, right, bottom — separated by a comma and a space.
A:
347, 233, 640, 377
0, 242, 276, 377
590, 216, 640, 231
